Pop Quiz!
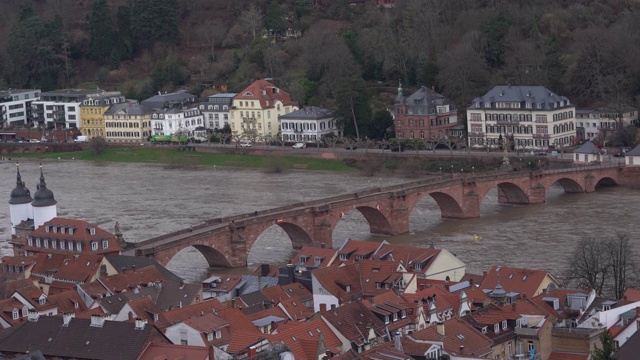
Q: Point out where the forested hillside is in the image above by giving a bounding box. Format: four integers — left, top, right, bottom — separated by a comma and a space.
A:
1, 0, 639, 129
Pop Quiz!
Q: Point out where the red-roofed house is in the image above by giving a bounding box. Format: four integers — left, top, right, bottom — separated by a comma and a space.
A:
164, 312, 232, 350
16, 218, 122, 256
480, 265, 561, 300
321, 301, 388, 353
269, 318, 345, 357
312, 263, 364, 312
230, 79, 297, 138
291, 246, 338, 271
409, 316, 493, 358
373, 244, 466, 281
336, 239, 384, 264
624, 288, 640, 303
138, 343, 212, 360
29, 252, 109, 294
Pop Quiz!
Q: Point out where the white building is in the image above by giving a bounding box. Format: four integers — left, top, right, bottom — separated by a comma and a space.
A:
199, 93, 235, 130
0, 89, 40, 128
8, 165, 33, 235
8, 165, 57, 234
576, 107, 638, 142
31, 89, 109, 130
625, 145, 640, 166
467, 86, 576, 150
279, 106, 339, 143
573, 141, 602, 164
151, 108, 205, 139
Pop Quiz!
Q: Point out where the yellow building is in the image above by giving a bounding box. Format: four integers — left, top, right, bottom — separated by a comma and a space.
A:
229, 79, 297, 139
104, 103, 153, 143
79, 92, 125, 140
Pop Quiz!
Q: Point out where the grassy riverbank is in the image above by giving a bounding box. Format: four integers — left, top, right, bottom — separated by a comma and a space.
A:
17, 147, 355, 172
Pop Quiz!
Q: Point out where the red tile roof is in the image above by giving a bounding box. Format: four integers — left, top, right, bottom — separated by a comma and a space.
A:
124, 296, 164, 323
234, 79, 294, 109
281, 283, 313, 302
180, 312, 232, 348
279, 297, 314, 320
624, 288, 640, 302
138, 343, 210, 360
373, 244, 440, 273
358, 259, 406, 296
260, 285, 290, 303
269, 318, 343, 355
99, 266, 166, 292
312, 263, 364, 302
409, 316, 493, 357
321, 301, 387, 346
226, 330, 266, 354
45, 289, 88, 314
337, 239, 383, 263
292, 246, 338, 268
27, 217, 122, 254
159, 299, 226, 330
30, 252, 103, 283
480, 265, 557, 298
0, 297, 28, 326
216, 306, 262, 334
245, 306, 289, 322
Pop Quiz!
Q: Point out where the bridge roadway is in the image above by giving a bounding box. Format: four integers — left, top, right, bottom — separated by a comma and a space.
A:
132, 164, 622, 267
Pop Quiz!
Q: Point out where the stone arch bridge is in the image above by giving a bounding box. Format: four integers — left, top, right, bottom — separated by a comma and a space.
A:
133, 164, 621, 268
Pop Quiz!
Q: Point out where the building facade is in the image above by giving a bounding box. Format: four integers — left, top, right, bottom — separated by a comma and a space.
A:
199, 93, 235, 130
279, 106, 339, 142
32, 89, 112, 130
104, 103, 153, 143
79, 92, 126, 140
150, 108, 205, 139
467, 86, 576, 149
576, 107, 638, 142
0, 89, 40, 128
393, 85, 459, 140
230, 79, 297, 139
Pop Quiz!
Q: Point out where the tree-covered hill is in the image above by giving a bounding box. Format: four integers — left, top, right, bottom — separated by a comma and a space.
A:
1, 0, 639, 129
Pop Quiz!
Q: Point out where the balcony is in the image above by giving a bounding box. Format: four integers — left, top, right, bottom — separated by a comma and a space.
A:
510, 354, 540, 360
293, 129, 303, 133
497, 119, 520, 125
514, 327, 539, 337
242, 117, 257, 123
470, 131, 485, 137
533, 134, 549, 139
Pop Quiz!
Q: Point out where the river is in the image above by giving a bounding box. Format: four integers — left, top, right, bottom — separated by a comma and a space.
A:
1, 159, 638, 283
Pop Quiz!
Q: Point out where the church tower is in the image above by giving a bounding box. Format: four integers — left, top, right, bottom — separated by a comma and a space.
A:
8, 163, 33, 235
31, 164, 57, 229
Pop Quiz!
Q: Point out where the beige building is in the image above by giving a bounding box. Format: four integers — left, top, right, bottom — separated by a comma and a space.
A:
229, 79, 297, 139
79, 92, 125, 140
104, 102, 153, 143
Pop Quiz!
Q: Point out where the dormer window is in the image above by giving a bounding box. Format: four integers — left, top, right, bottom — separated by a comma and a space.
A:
385, 316, 389, 324
494, 324, 500, 333
482, 326, 487, 334
39, 297, 46, 305
339, 253, 348, 261
401, 310, 406, 318
207, 332, 213, 341
61, 227, 65, 234
28, 238, 33, 247
53, 227, 57, 234
502, 320, 507, 329
393, 312, 398, 321
414, 263, 422, 271
77, 242, 82, 251
243, 92, 253, 96
91, 242, 98, 251
89, 227, 96, 235
299, 256, 308, 264
45, 226, 50, 233
102, 240, 109, 249
12, 309, 19, 320
216, 330, 221, 339
43, 239, 49, 248
22, 307, 28, 317
35, 238, 41, 247
60, 241, 66, 250
345, 285, 351, 293
376, 282, 381, 289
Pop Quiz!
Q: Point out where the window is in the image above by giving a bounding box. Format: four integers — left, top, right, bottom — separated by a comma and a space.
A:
339, 253, 348, 261
12, 309, 19, 320
207, 332, 213, 341
216, 330, 221, 339
414, 263, 422, 271
39, 297, 45, 305
28, 238, 33, 246
482, 326, 487, 334
77, 242, 82, 251
102, 240, 109, 249
35, 238, 41, 247
528, 341, 534, 352
494, 324, 500, 333
385, 316, 389, 324
502, 320, 507, 329
91, 242, 98, 251
60, 241, 66, 250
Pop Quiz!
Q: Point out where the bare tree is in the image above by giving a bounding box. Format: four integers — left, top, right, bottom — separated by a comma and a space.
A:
608, 233, 637, 299
565, 237, 610, 295
89, 136, 108, 155
239, 3, 264, 40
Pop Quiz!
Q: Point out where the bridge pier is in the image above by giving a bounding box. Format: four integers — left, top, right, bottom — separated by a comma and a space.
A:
444, 182, 480, 219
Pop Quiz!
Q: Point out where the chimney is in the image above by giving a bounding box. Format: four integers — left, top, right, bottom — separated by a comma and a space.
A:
62, 312, 75, 326
469, 278, 474, 287
459, 345, 464, 355
134, 318, 147, 330
483, 271, 487, 278
209, 346, 215, 360
231, 298, 237, 309
436, 323, 445, 336
623, 296, 628, 305
27, 311, 40, 322
128, 311, 134, 321
121, 267, 126, 273
261, 263, 270, 277
394, 331, 403, 352
320, 243, 326, 249
132, 265, 136, 271
90, 314, 105, 327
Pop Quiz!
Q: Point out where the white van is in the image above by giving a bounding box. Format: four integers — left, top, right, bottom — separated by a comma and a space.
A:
74, 136, 88, 143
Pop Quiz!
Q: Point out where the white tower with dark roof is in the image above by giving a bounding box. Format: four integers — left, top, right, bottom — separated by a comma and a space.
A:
31, 164, 57, 229
8, 163, 33, 235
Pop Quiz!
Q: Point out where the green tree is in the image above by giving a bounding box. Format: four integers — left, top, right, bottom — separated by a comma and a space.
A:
480, 16, 512, 69
132, 0, 178, 49
334, 76, 371, 139
591, 329, 615, 360
368, 110, 394, 140
89, 0, 115, 62
265, 3, 286, 34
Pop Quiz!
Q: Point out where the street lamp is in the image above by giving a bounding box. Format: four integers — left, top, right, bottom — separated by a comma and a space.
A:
451, 165, 454, 174
472, 166, 475, 174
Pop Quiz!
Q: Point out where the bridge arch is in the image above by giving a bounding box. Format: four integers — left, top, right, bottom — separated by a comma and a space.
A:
270, 221, 314, 249
548, 177, 584, 193
354, 205, 393, 235
595, 176, 618, 188
477, 181, 530, 205
425, 191, 465, 219
192, 244, 232, 268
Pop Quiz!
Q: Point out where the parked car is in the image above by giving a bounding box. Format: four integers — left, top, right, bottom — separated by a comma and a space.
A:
613, 152, 625, 157
240, 142, 252, 148
292, 143, 306, 149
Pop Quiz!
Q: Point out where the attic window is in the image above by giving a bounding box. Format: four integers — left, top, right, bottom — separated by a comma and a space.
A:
53, 227, 58, 234
207, 333, 213, 341
61, 227, 65, 234
216, 330, 221, 339
12, 309, 19, 320
522, 275, 527, 281
482, 326, 487, 334
243, 92, 253, 96
345, 285, 351, 293
45, 226, 50, 233
456, 334, 465, 340
39, 297, 46, 305
339, 253, 348, 261
414, 263, 422, 271
91, 242, 98, 251
494, 324, 500, 333
502, 320, 507, 329
299, 256, 308, 264
308, 331, 313, 337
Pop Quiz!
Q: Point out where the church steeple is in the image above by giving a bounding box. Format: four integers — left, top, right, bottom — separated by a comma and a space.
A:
9, 163, 32, 205
32, 164, 56, 207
